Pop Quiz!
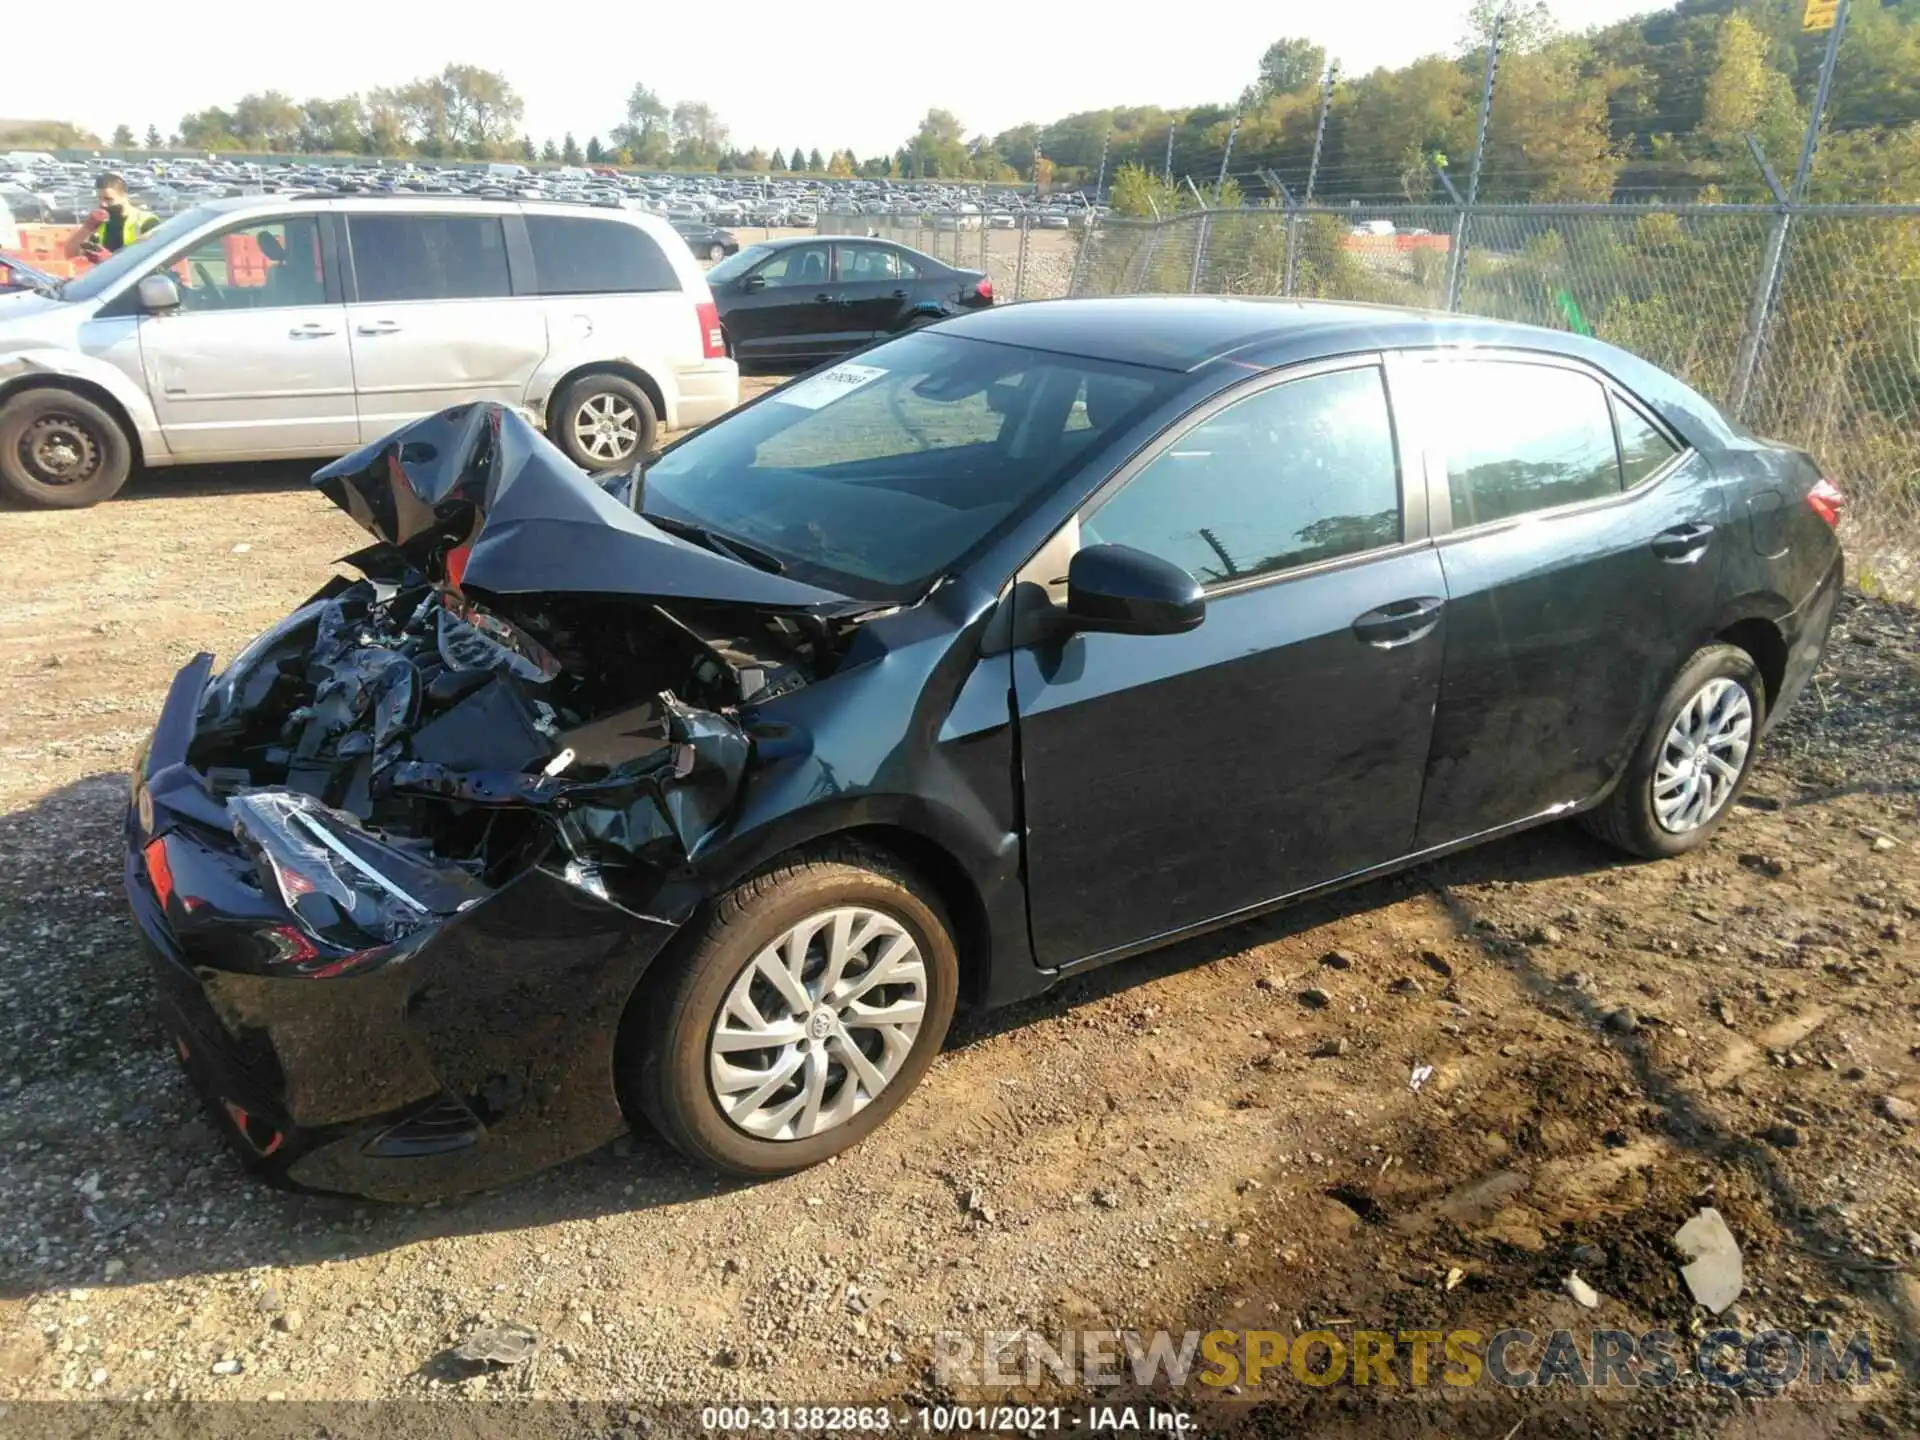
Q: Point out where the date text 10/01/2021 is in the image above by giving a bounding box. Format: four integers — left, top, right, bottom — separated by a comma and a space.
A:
699, 1405, 1193, 1433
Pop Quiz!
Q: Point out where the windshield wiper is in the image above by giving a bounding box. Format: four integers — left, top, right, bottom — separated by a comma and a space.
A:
644, 512, 787, 573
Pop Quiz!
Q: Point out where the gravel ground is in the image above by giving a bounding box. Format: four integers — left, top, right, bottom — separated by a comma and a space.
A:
0, 415, 1915, 1433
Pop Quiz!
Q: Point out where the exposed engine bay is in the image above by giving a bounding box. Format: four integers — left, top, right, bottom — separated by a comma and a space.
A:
173, 402, 878, 956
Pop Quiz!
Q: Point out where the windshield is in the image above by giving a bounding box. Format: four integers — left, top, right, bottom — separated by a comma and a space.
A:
57, 206, 222, 303
705, 245, 772, 285
641, 331, 1176, 601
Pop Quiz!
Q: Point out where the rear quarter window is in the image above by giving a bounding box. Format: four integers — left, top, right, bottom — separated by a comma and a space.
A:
527, 215, 680, 295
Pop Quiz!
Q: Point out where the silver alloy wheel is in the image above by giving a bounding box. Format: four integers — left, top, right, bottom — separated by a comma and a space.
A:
571, 392, 641, 464
1653, 676, 1754, 833
708, 906, 929, 1141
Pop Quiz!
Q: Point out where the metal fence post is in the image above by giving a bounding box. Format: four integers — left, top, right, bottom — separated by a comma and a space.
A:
1730, 0, 1851, 419
1013, 214, 1030, 301
1446, 17, 1502, 311
1068, 212, 1096, 296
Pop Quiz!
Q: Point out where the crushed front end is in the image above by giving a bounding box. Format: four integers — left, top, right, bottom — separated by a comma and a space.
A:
124, 404, 868, 1199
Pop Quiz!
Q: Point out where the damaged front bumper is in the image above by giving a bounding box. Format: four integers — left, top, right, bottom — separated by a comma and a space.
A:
126, 651, 708, 1201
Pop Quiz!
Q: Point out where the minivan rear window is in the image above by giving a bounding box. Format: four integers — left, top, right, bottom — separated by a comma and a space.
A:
348, 214, 511, 303
526, 215, 679, 295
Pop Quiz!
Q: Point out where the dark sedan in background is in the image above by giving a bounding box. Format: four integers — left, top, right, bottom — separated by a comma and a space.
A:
706, 235, 994, 368
669, 219, 740, 261
126, 298, 1841, 1198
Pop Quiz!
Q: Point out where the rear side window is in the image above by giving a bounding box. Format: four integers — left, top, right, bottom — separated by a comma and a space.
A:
527, 215, 679, 295
348, 214, 511, 303
1427, 360, 1622, 527
1085, 365, 1402, 587
1615, 398, 1681, 487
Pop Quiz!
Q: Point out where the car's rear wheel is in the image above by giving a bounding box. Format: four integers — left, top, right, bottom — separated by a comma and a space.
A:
708, 242, 726, 262
620, 844, 958, 1176
1580, 643, 1764, 859
0, 388, 133, 509
551, 373, 657, 471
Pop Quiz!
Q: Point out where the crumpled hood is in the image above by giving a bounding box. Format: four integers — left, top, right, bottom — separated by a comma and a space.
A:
313, 403, 864, 615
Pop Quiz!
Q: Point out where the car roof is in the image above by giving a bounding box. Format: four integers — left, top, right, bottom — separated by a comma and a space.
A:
935, 296, 1738, 446
933, 296, 1615, 373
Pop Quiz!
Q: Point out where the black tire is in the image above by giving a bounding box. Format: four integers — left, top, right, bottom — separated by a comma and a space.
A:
549, 373, 658, 472
620, 843, 959, 1177
1579, 643, 1766, 860
0, 388, 134, 509
708, 243, 726, 262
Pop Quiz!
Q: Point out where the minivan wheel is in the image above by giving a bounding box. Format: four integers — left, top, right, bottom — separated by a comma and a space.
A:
708, 243, 726, 262
621, 844, 959, 1176
1579, 644, 1764, 860
552, 373, 657, 470
0, 389, 134, 509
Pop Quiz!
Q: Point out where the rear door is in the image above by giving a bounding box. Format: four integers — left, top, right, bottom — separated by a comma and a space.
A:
1402, 351, 1720, 846
1013, 358, 1446, 966
134, 212, 357, 459
341, 209, 549, 440
524, 210, 692, 393
831, 242, 917, 342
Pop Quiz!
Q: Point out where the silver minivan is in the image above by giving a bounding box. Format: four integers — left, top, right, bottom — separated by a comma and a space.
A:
0, 194, 738, 507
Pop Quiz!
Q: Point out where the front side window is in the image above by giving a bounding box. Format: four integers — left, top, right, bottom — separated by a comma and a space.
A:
348, 214, 511, 303
753, 244, 830, 288
1083, 366, 1402, 587
60, 204, 220, 303
641, 331, 1173, 599
169, 217, 328, 312
1427, 360, 1622, 527
527, 215, 677, 295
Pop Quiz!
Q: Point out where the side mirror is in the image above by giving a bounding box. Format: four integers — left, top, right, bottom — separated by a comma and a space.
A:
741, 274, 766, 293
1063, 543, 1205, 637
136, 273, 181, 312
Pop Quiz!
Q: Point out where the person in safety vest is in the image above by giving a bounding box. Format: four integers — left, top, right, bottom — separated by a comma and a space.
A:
64, 173, 160, 261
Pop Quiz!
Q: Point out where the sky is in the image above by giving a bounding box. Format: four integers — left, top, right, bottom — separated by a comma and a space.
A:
17, 0, 1674, 157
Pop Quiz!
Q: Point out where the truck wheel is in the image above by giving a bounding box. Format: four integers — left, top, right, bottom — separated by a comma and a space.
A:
0, 389, 134, 508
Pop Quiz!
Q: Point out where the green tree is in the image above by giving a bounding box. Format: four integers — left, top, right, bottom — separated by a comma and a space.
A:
1698, 11, 1804, 185
110, 124, 135, 149
561, 132, 582, 165
670, 101, 728, 169
1244, 37, 1326, 106
586, 135, 605, 163
521, 135, 537, 163
807, 147, 825, 172
617, 82, 672, 166
768, 147, 786, 171
790, 143, 806, 171
903, 107, 971, 177
144, 123, 163, 149
541, 137, 560, 162
298, 97, 366, 153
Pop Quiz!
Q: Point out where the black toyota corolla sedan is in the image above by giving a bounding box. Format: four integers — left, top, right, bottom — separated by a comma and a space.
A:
126, 298, 1843, 1198
706, 234, 993, 369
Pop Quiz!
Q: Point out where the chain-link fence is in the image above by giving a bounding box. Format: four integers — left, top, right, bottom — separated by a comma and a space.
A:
1068, 201, 1920, 580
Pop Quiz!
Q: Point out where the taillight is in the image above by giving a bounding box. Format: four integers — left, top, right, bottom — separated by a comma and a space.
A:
143, 837, 175, 911
1807, 478, 1845, 528
695, 299, 726, 359
974, 278, 994, 301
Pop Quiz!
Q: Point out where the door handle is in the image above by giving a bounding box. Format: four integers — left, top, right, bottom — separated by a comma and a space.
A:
814, 292, 838, 304
288, 323, 337, 338
1652, 522, 1714, 562
1352, 596, 1445, 649
355, 320, 402, 335
891, 288, 910, 298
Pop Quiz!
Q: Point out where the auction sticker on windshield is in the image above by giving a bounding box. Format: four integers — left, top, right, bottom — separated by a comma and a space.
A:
773, 363, 888, 410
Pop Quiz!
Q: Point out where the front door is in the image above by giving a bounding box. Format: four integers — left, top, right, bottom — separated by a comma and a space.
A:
342, 211, 549, 440
1013, 359, 1446, 967
723, 242, 845, 363
1402, 352, 1725, 846
137, 213, 357, 459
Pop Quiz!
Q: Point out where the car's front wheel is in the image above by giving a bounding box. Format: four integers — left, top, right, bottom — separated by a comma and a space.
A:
1580, 643, 1765, 859
621, 844, 959, 1175
0, 388, 134, 509
551, 373, 657, 471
